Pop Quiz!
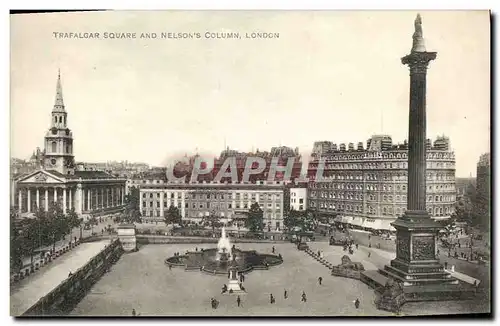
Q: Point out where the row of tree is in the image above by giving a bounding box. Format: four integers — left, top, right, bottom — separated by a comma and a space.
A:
162, 202, 266, 233
10, 202, 82, 273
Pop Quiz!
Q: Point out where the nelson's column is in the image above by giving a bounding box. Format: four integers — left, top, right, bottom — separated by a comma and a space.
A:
366, 14, 475, 308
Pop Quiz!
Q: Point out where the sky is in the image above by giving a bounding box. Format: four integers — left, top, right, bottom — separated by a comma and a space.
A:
10, 11, 490, 177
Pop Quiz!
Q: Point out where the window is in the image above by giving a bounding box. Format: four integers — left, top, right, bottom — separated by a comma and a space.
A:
228, 203, 232, 209
142, 194, 146, 198
149, 202, 153, 207
150, 193, 153, 198
157, 202, 160, 208
51, 141, 57, 153
142, 201, 146, 207
299, 198, 304, 204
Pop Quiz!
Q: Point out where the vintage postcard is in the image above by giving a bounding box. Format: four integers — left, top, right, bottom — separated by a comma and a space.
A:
9, 10, 491, 317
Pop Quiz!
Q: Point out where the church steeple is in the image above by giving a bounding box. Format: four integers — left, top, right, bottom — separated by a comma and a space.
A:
53, 69, 65, 112
44, 70, 75, 175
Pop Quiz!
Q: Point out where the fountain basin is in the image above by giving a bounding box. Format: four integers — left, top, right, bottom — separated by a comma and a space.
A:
165, 248, 283, 275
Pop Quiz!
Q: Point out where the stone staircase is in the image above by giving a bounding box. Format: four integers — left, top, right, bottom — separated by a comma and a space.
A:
302, 247, 335, 271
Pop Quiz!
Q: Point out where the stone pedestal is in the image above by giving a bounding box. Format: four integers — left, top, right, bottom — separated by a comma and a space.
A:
117, 224, 137, 252
226, 267, 245, 294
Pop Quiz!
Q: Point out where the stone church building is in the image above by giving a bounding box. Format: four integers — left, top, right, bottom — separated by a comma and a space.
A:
14, 72, 127, 219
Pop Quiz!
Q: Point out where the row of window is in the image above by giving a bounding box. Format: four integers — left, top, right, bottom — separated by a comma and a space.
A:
309, 201, 454, 216
142, 210, 283, 220
141, 192, 281, 200
314, 158, 455, 170
311, 183, 455, 192
310, 192, 456, 203
291, 198, 304, 204
142, 201, 281, 210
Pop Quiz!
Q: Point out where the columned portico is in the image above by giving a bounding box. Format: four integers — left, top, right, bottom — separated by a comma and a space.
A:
63, 187, 67, 214
36, 189, 40, 210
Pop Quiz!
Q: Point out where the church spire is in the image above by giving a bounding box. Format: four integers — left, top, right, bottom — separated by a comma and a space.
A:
53, 69, 65, 112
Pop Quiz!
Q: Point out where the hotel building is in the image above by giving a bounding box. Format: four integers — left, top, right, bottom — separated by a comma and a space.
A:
307, 134, 456, 230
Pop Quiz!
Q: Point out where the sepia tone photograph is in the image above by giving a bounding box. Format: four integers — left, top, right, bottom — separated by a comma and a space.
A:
9, 10, 491, 317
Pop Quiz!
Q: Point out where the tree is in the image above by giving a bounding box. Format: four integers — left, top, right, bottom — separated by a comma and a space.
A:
246, 202, 264, 232
44, 202, 66, 252
202, 210, 221, 233
284, 208, 302, 232
10, 207, 24, 272
283, 208, 317, 233
123, 186, 142, 223
165, 205, 181, 226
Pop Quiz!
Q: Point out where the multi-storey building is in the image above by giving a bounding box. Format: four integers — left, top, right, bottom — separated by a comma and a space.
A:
307, 134, 456, 231
475, 153, 490, 224
290, 187, 307, 212
139, 181, 285, 232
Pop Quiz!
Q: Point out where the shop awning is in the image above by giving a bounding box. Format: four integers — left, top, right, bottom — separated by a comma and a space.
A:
361, 219, 382, 230
341, 216, 353, 224
379, 219, 397, 231
350, 217, 364, 227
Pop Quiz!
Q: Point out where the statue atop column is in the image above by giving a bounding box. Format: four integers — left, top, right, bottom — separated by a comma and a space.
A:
411, 13, 426, 53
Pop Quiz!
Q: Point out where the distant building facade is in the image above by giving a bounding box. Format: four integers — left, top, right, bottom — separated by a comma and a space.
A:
475, 153, 491, 222
307, 134, 456, 230
290, 187, 307, 211
13, 72, 126, 219
139, 181, 285, 232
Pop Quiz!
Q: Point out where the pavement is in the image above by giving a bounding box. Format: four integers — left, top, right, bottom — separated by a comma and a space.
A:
19, 217, 117, 269
10, 241, 109, 316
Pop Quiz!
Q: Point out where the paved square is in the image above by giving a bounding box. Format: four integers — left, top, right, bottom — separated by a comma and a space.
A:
70, 242, 489, 316
70, 242, 393, 316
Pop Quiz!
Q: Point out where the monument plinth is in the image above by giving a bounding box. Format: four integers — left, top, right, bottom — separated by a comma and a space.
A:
226, 261, 245, 294
117, 224, 137, 252
361, 14, 475, 310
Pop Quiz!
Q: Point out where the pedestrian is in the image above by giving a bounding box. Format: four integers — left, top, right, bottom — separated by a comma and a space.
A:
301, 291, 307, 303
369, 243, 372, 248
444, 262, 448, 269
318, 276, 323, 285
356, 243, 359, 250
368, 252, 371, 258
272, 246, 275, 254
169, 264, 172, 270
437, 249, 440, 255
270, 294, 275, 304
237, 295, 241, 307
284, 289, 288, 299
132, 309, 137, 316
354, 298, 360, 309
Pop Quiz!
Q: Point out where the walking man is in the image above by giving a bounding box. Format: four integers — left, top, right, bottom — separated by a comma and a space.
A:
270, 294, 275, 304
354, 298, 360, 309
272, 246, 275, 254
318, 276, 323, 285
284, 289, 288, 299
237, 295, 241, 307
301, 291, 307, 303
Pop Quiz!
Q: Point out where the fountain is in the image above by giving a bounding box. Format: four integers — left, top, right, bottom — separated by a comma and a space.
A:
165, 226, 283, 275
216, 227, 233, 262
